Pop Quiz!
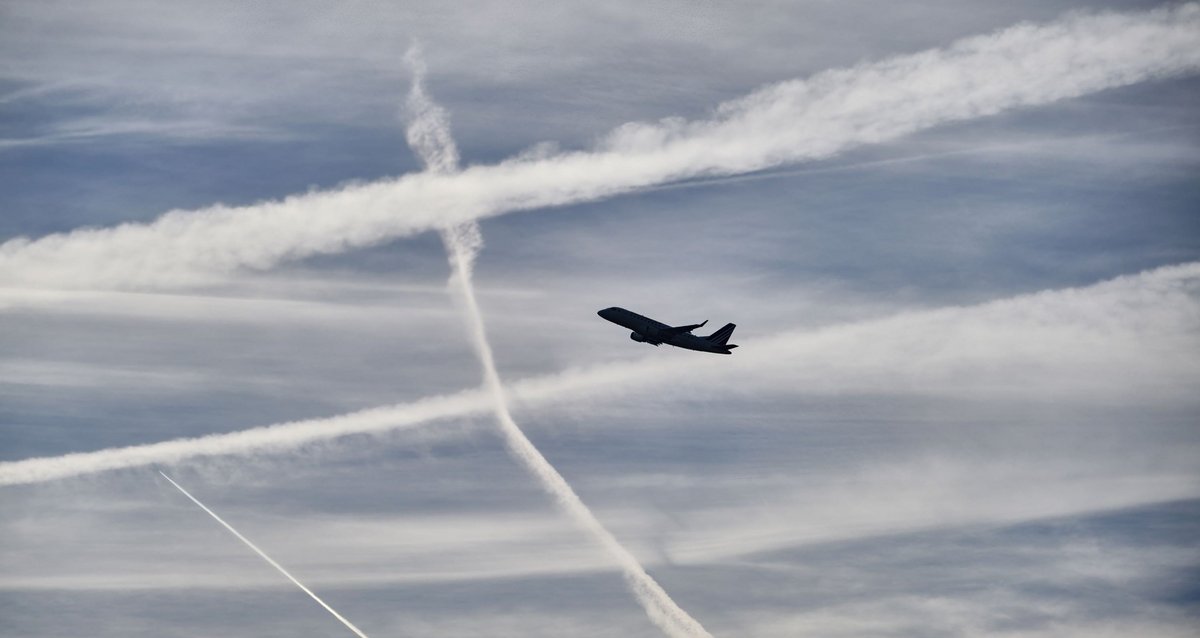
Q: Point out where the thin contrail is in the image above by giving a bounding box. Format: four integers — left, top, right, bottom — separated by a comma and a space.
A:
404, 46, 713, 638
158, 471, 371, 638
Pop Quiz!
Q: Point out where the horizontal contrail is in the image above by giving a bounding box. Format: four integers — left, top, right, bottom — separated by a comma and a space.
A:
1, 261, 1196, 488
158, 471, 371, 638
2, 6, 1197, 289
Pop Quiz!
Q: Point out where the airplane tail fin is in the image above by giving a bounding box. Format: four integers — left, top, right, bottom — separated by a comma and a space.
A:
705, 323, 736, 346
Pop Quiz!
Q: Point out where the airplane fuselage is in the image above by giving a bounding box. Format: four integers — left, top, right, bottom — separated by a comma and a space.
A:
597, 307, 737, 354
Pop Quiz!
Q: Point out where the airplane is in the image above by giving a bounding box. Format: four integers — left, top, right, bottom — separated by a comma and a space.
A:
598, 307, 737, 354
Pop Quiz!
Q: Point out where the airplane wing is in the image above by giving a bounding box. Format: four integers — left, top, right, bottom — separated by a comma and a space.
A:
661, 319, 707, 336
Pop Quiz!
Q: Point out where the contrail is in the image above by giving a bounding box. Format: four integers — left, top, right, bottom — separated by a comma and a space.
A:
404, 47, 713, 638
403, 44, 461, 176
0, 261, 1197, 488
2, 5, 1198, 289
158, 471, 371, 638
0, 388, 494, 486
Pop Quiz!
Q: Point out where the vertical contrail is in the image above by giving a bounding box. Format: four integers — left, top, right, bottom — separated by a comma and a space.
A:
404, 46, 713, 638
158, 471, 371, 638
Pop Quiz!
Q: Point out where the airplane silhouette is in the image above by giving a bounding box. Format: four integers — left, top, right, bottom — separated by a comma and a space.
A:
598, 307, 737, 354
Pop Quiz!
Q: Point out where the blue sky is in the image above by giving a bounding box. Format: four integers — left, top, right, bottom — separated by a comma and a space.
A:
1, 2, 1198, 637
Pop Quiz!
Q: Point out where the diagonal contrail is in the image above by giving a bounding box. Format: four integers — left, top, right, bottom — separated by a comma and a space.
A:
158, 471, 371, 638
404, 46, 713, 638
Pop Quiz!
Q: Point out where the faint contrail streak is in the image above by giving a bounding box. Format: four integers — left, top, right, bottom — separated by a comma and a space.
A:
158, 471, 371, 638
404, 46, 713, 638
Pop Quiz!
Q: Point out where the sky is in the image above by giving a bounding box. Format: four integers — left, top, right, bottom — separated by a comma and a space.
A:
1, 1, 1198, 637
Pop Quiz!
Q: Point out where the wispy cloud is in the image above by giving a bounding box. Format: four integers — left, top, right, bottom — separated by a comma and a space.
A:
3, 5, 1197, 289
0, 118, 286, 150
403, 44, 462, 177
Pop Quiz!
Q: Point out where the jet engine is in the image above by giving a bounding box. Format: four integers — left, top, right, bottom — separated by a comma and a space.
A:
630, 331, 646, 342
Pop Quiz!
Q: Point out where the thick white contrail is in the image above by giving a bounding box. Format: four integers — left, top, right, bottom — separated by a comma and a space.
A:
158, 471, 371, 638
2, 5, 1198, 289
404, 47, 713, 638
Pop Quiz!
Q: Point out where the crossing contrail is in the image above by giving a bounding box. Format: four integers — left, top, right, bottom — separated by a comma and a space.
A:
404, 46, 713, 638
158, 471, 371, 638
